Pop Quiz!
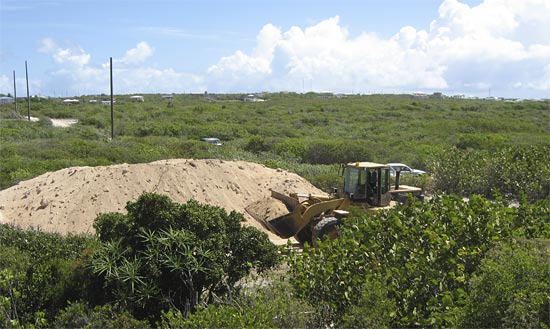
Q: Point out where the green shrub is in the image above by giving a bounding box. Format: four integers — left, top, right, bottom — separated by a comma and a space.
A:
159, 277, 315, 329
91, 193, 280, 323
244, 135, 272, 154
429, 145, 550, 201
288, 194, 549, 327
272, 139, 307, 160
459, 240, 550, 328
0, 225, 92, 325
53, 301, 148, 328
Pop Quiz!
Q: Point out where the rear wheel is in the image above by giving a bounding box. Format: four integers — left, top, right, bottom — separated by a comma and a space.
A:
313, 217, 342, 244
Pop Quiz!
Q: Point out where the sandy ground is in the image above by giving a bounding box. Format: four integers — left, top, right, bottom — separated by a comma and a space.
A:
50, 118, 78, 127
6, 117, 78, 127
0, 159, 325, 245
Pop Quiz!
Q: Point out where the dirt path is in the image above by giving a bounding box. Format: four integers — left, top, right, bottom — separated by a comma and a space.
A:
50, 118, 78, 127
2, 117, 78, 127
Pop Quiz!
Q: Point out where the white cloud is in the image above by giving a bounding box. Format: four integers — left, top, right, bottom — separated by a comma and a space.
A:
114, 41, 154, 66
206, 0, 550, 96
529, 64, 550, 90
208, 24, 281, 77
0, 74, 43, 98
0, 75, 11, 94
24, 0, 550, 97
36, 40, 203, 95
208, 16, 448, 92
38, 38, 57, 53
39, 38, 91, 67
112, 67, 204, 94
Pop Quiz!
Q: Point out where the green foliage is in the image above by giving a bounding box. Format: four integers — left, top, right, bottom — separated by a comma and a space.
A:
272, 139, 307, 160
276, 163, 342, 193
91, 193, 279, 322
302, 139, 374, 164
53, 301, 148, 328
514, 197, 550, 238
244, 135, 272, 154
459, 240, 550, 328
0, 225, 93, 326
2, 94, 548, 197
159, 276, 315, 329
340, 279, 397, 328
430, 144, 550, 201
288, 194, 550, 327
1, 94, 549, 327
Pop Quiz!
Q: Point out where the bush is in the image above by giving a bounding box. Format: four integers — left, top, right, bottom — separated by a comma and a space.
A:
91, 193, 280, 323
0, 225, 92, 326
53, 301, 148, 328
272, 139, 307, 160
459, 240, 550, 328
244, 135, 272, 154
302, 140, 373, 165
288, 194, 550, 327
429, 145, 550, 201
159, 277, 315, 328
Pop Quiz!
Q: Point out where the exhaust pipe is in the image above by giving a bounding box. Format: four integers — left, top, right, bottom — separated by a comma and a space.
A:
395, 170, 401, 190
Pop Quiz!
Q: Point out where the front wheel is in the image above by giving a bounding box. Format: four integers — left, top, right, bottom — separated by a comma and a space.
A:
313, 217, 342, 244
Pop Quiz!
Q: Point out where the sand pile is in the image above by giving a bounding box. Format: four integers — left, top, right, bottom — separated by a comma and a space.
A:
0, 159, 325, 244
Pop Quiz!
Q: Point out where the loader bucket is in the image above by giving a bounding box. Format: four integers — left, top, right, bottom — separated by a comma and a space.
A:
266, 206, 309, 238
246, 190, 350, 239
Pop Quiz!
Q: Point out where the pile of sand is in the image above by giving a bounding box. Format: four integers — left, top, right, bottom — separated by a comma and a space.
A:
0, 159, 324, 245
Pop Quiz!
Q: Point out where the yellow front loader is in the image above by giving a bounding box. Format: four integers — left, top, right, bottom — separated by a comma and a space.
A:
247, 162, 421, 245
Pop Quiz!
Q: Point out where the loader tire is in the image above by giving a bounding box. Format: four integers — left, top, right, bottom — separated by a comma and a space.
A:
313, 217, 342, 242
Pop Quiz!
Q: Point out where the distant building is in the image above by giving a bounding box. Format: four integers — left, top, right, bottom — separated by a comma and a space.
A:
243, 94, 265, 102
32, 95, 49, 100
161, 95, 174, 100
89, 99, 97, 104
63, 99, 80, 104
0, 96, 14, 104
129, 95, 144, 102
413, 92, 428, 99
431, 92, 443, 99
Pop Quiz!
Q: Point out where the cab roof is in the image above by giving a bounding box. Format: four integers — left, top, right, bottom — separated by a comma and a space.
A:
345, 161, 389, 169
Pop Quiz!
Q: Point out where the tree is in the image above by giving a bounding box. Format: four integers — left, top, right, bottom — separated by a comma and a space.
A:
91, 193, 279, 322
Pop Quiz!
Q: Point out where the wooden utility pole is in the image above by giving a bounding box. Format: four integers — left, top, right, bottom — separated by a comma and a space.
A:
13, 70, 17, 114
25, 61, 30, 121
110, 57, 114, 139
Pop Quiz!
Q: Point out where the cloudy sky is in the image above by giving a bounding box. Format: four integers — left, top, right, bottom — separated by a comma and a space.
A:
1, 0, 549, 98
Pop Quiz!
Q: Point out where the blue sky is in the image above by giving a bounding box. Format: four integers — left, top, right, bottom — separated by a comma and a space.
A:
1, 0, 549, 98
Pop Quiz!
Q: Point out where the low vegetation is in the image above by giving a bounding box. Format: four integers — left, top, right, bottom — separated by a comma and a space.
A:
1, 93, 549, 327
1, 93, 548, 200
289, 194, 550, 327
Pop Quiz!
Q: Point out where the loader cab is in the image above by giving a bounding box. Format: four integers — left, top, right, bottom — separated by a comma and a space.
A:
342, 162, 392, 207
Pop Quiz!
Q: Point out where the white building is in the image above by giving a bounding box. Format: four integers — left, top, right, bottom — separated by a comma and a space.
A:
0, 96, 14, 104
130, 95, 144, 102
63, 99, 80, 104
243, 94, 265, 102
